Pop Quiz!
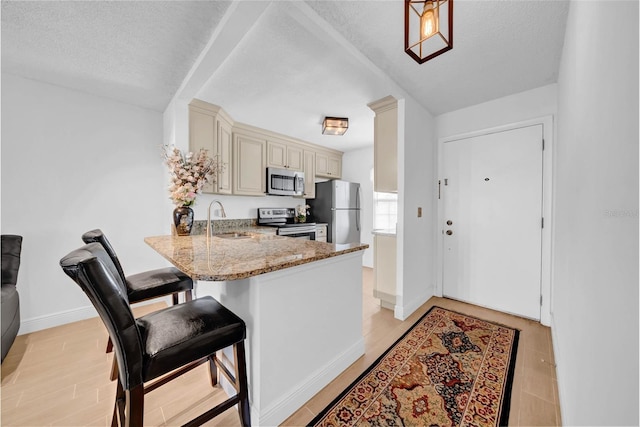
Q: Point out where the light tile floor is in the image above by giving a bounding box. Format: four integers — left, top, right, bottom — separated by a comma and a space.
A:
1, 268, 561, 426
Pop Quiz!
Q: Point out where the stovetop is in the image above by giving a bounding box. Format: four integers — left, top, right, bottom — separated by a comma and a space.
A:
257, 208, 315, 228
267, 222, 316, 228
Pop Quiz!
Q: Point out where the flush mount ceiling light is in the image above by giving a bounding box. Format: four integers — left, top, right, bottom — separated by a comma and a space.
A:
322, 117, 349, 135
405, 0, 453, 64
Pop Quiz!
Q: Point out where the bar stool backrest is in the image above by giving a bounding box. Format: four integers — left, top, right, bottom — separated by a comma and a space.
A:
60, 242, 144, 389
81, 229, 127, 284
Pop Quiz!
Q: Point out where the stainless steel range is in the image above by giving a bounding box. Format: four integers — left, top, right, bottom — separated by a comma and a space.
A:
257, 208, 316, 240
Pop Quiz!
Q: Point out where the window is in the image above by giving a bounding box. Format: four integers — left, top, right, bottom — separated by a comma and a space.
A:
374, 192, 397, 231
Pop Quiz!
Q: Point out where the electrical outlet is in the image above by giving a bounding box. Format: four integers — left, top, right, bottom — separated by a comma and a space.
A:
417, 207, 422, 217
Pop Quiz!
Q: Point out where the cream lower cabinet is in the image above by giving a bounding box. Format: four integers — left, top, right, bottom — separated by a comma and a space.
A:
233, 131, 266, 196
373, 234, 396, 309
189, 100, 233, 194
315, 224, 327, 242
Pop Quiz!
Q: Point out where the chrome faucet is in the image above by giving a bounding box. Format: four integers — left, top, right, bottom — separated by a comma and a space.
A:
207, 199, 227, 237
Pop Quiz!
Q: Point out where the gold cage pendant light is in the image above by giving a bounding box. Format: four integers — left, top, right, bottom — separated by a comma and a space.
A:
405, 0, 453, 64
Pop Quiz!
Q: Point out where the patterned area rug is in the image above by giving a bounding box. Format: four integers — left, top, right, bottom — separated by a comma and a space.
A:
309, 306, 519, 427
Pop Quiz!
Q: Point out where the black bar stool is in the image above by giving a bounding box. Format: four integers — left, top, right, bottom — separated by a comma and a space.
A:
82, 229, 193, 358
60, 242, 250, 427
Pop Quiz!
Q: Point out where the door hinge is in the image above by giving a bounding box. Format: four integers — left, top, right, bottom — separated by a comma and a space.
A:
540, 295, 543, 306
542, 139, 545, 151
438, 180, 441, 199
541, 217, 544, 228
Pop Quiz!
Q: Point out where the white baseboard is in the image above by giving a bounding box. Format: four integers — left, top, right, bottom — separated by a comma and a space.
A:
549, 314, 567, 425
257, 337, 366, 427
19, 305, 98, 335
18, 298, 171, 335
394, 288, 433, 320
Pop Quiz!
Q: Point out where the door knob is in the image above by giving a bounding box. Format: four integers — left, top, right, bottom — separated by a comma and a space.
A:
446, 230, 453, 235
446, 220, 453, 225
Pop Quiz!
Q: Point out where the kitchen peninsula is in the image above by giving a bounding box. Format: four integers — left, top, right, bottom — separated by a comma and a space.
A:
145, 233, 368, 426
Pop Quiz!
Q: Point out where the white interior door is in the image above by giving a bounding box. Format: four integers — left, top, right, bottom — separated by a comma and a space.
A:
442, 125, 543, 320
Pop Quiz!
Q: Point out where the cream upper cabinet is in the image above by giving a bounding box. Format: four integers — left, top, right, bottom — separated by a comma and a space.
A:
216, 119, 233, 194
368, 96, 398, 193
303, 150, 316, 199
189, 100, 233, 194
189, 99, 344, 196
316, 150, 342, 179
267, 139, 303, 171
233, 130, 266, 196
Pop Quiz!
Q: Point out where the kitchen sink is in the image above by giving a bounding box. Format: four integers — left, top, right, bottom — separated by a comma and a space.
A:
214, 232, 254, 240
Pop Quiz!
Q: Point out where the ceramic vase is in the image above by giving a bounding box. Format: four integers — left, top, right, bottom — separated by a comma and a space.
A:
173, 206, 194, 236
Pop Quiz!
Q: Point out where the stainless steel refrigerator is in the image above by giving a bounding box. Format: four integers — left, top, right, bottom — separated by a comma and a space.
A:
308, 180, 361, 244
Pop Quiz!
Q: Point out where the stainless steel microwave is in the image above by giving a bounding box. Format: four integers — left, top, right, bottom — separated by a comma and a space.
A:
266, 167, 305, 196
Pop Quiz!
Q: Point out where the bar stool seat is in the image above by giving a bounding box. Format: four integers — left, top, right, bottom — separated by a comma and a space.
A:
126, 267, 192, 303
81, 229, 193, 306
138, 297, 245, 381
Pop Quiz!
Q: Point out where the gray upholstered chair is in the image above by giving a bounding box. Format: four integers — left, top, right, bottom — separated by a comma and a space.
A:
1, 235, 22, 362
60, 242, 250, 427
81, 229, 193, 357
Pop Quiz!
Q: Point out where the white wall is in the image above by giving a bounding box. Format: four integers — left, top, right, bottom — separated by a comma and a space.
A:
341, 146, 374, 267
189, 193, 302, 222
437, 84, 557, 139
1, 73, 171, 333
552, 1, 638, 424
395, 96, 437, 320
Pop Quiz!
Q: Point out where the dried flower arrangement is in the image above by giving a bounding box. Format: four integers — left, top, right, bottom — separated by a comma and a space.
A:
162, 146, 220, 207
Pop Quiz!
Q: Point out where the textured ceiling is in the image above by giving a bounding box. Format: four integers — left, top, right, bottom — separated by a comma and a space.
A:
1, 1, 231, 111
1, 0, 570, 151
306, 0, 570, 115
195, 2, 398, 151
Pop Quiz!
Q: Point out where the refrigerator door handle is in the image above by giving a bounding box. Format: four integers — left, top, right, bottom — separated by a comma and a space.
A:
356, 186, 361, 231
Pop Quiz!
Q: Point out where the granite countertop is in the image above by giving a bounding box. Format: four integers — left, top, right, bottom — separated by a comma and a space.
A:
145, 233, 368, 281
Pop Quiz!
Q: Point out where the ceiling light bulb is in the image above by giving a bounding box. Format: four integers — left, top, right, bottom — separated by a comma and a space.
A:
421, 1, 438, 39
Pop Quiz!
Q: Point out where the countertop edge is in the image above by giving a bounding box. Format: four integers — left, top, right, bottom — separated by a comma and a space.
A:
145, 235, 368, 282
192, 244, 368, 281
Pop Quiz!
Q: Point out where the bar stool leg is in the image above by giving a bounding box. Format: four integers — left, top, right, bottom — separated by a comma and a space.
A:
110, 357, 119, 381
125, 385, 144, 427
234, 342, 251, 427
112, 379, 124, 427
208, 353, 218, 387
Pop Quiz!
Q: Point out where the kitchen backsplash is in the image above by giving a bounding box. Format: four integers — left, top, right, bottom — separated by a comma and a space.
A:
191, 218, 257, 235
